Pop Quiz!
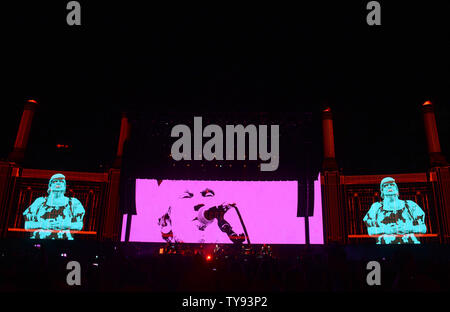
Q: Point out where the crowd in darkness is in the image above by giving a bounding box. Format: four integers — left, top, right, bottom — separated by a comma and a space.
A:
0, 241, 448, 292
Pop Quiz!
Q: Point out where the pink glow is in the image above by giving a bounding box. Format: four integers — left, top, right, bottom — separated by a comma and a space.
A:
122, 180, 310, 244
309, 173, 324, 244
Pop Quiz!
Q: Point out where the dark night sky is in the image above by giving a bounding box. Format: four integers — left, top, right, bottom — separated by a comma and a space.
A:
2, 1, 449, 175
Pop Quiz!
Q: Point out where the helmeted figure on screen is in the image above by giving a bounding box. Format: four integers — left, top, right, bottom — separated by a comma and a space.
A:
23, 173, 85, 240
158, 187, 246, 244
363, 177, 426, 244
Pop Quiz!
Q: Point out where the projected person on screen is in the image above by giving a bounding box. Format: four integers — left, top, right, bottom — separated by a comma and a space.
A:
363, 177, 426, 244
158, 187, 246, 244
23, 173, 85, 240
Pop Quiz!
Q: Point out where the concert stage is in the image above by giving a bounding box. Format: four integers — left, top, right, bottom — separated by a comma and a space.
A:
1, 239, 449, 292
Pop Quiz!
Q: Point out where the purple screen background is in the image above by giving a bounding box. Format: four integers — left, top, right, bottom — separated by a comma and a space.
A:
122, 176, 323, 244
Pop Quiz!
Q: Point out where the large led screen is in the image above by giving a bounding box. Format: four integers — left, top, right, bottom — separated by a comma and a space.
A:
122, 179, 323, 244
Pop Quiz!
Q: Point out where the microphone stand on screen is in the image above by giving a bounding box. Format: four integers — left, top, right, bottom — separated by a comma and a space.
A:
200, 204, 251, 245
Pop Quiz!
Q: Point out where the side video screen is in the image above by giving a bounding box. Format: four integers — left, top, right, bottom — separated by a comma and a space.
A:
6, 172, 102, 240
363, 177, 429, 245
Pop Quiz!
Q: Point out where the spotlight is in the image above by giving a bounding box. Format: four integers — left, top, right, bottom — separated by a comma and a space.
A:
206, 255, 212, 261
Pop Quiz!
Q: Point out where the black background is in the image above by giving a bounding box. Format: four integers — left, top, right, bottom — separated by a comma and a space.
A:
3, 1, 449, 174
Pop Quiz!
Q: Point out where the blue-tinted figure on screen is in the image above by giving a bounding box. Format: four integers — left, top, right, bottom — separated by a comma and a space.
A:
363, 177, 426, 244
23, 173, 85, 240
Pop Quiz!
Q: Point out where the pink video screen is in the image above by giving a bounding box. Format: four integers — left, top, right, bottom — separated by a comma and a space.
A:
122, 178, 324, 244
